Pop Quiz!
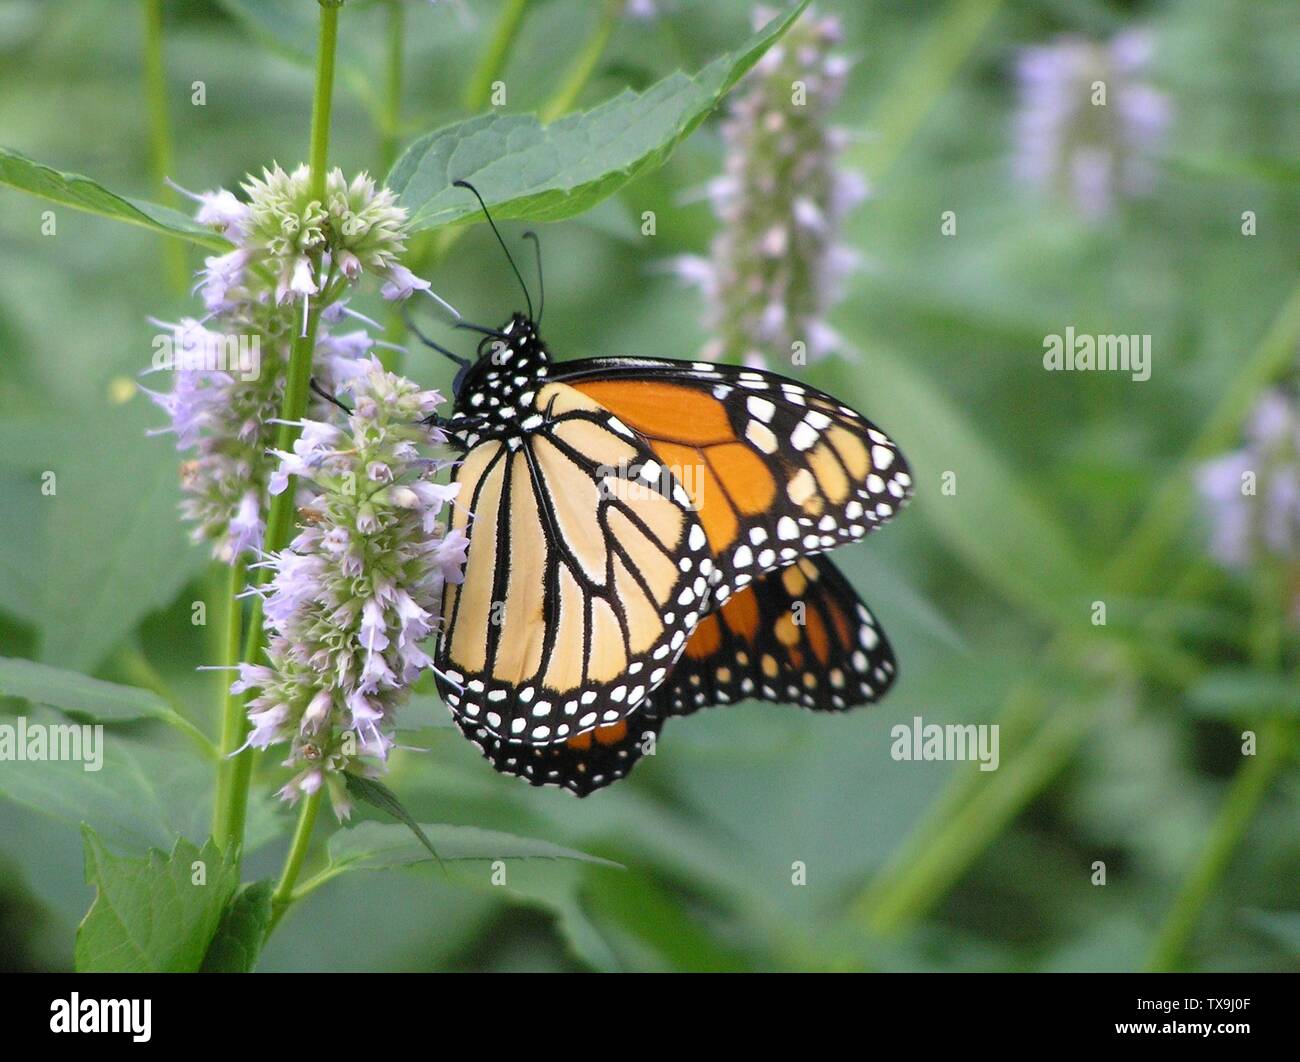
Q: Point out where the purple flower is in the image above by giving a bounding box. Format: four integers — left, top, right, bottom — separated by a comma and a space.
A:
379, 263, 432, 302
679, 8, 862, 367
1012, 31, 1171, 219
233, 358, 464, 817
1198, 389, 1300, 570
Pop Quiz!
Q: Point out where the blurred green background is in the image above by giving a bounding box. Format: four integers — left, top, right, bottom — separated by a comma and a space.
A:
1, 0, 1298, 972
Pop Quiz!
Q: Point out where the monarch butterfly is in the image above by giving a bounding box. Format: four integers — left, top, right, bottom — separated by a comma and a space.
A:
416, 183, 912, 794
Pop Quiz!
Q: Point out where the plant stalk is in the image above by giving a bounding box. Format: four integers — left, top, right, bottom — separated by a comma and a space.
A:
1145, 574, 1294, 970
1145, 719, 1293, 970
141, 0, 187, 293
541, 0, 619, 122
268, 789, 324, 933
211, 558, 247, 842
379, 0, 405, 173
464, 0, 530, 112
856, 278, 1300, 934
213, 0, 341, 862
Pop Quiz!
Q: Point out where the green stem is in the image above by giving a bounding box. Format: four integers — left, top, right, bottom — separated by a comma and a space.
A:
308, 4, 340, 201
141, 0, 187, 293
1145, 577, 1294, 971
213, 0, 340, 864
377, 0, 407, 370
222, 302, 327, 855
1146, 719, 1294, 970
540, 0, 618, 123
464, 0, 530, 112
853, 0, 1004, 185
1110, 282, 1300, 589
268, 789, 324, 933
379, 0, 404, 174
860, 706, 1091, 932
288, 863, 347, 903
408, 0, 539, 281
212, 558, 246, 844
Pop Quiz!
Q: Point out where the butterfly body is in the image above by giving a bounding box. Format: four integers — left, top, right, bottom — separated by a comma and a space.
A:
429, 307, 911, 795
443, 313, 554, 450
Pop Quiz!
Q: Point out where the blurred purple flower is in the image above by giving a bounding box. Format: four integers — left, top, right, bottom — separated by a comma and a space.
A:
676, 7, 864, 367
1012, 31, 1171, 219
1197, 389, 1300, 571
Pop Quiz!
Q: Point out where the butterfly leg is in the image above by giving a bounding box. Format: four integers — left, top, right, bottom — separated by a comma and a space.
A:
309, 376, 353, 415
421, 411, 488, 454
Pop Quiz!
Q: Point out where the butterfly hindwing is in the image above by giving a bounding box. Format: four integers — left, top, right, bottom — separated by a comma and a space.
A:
435, 380, 713, 746
555, 358, 913, 601
650, 553, 897, 717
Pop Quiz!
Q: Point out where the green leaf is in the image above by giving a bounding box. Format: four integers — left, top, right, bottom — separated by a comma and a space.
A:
0, 475, 51, 627
388, 2, 810, 230
0, 147, 230, 250
0, 707, 281, 855
200, 880, 274, 973
0, 656, 172, 724
75, 829, 239, 972
319, 822, 621, 968
1187, 669, 1300, 719
343, 773, 444, 866
491, 861, 621, 972
326, 819, 620, 874
35, 406, 210, 675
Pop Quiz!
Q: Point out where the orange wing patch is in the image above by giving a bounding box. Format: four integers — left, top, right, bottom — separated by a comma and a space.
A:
684, 613, 723, 659
565, 718, 630, 750
574, 380, 733, 444
719, 585, 760, 640
705, 443, 776, 515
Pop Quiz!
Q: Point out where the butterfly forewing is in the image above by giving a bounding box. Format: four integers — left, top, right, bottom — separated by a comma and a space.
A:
436, 380, 713, 746
450, 703, 665, 796
554, 358, 913, 601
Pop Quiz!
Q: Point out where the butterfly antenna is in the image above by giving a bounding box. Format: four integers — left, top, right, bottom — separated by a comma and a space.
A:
402, 304, 471, 368
453, 179, 533, 320
522, 231, 544, 324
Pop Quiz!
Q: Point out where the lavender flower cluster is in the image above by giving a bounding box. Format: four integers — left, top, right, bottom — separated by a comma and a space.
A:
147, 164, 429, 562
146, 163, 469, 804
1012, 31, 1171, 219
1198, 389, 1300, 575
678, 7, 864, 367
234, 358, 468, 816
